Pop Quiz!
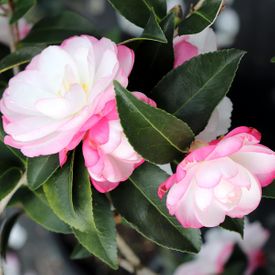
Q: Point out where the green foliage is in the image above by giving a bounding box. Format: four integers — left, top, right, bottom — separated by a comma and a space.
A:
152, 49, 245, 134
71, 244, 91, 260
21, 11, 98, 45
220, 217, 244, 238
10, 0, 36, 24
26, 155, 59, 190
111, 162, 201, 253
114, 81, 194, 164
0, 211, 22, 259
271, 56, 275, 63
10, 187, 72, 234
262, 181, 275, 199
0, 168, 21, 200
0, 45, 46, 74
178, 0, 223, 35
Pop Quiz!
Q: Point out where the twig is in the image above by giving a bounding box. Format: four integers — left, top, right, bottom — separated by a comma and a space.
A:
117, 233, 158, 275
0, 173, 26, 215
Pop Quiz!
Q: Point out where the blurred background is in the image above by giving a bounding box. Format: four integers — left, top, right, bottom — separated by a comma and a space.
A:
0, 0, 275, 274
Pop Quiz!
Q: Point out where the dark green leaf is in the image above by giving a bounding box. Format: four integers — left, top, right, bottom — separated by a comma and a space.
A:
71, 244, 91, 260
220, 217, 244, 238
0, 168, 21, 200
222, 244, 248, 275
0, 211, 22, 259
0, 45, 45, 74
271, 57, 275, 63
26, 155, 59, 190
73, 191, 118, 269
262, 181, 275, 199
128, 13, 175, 93
10, 0, 36, 24
146, 0, 167, 18
43, 152, 118, 268
152, 49, 245, 134
114, 81, 194, 164
178, 0, 223, 35
111, 162, 201, 253
10, 187, 71, 234
21, 11, 98, 45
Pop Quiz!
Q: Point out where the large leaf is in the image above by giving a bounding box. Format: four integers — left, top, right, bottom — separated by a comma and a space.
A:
0, 212, 22, 259
10, 187, 71, 234
108, 0, 166, 28
0, 168, 21, 200
220, 217, 244, 238
26, 155, 59, 190
262, 181, 275, 199
21, 11, 98, 45
128, 13, 175, 93
111, 162, 201, 253
114, 81, 194, 164
152, 49, 245, 134
10, 0, 36, 24
0, 45, 45, 74
43, 152, 118, 268
73, 190, 118, 269
178, 0, 223, 35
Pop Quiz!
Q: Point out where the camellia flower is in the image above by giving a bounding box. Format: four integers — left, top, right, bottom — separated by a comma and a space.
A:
158, 126, 275, 228
0, 35, 134, 159
0, 16, 31, 46
174, 220, 269, 275
82, 92, 155, 193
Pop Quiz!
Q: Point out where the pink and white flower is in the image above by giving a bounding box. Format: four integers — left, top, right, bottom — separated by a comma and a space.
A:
159, 126, 275, 228
174, 220, 269, 275
1, 35, 134, 159
0, 16, 31, 46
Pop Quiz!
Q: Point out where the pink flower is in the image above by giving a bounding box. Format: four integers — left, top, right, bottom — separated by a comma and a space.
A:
0, 16, 31, 46
174, 221, 269, 275
82, 92, 154, 193
173, 27, 217, 68
1, 35, 134, 159
159, 126, 275, 228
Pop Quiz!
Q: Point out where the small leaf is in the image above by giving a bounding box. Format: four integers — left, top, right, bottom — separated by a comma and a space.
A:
0, 168, 21, 200
73, 191, 118, 269
271, 56, 275, 63
178, 0, 223, 35
220, 217, 244, 238
0, 45, 45, 74
27, 155, 59, 190
128, 13, 175, 93
262, 181, 275, 199
0, 211, 22, 259
21, 11, 98, 45
71, 244, 91, 260
10, 0, 36, 24
114, 81, 194, 164
111, 162, 201, 253
152, 49, 245, 134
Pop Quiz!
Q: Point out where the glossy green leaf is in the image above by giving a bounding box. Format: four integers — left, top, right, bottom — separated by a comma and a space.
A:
0, 168, 21, 200
0, 212, 22, 259
10, 0, 36, 24
262, 181, 275, 199
108, 0, 166, 28
114, 81, 194, 164
10, 187, 71, 234
21, 11, 97, 45
220, 217, 244, 238
111, 162, 201, 253
128, 13, 175, 93
152, 49, 245, 134
0, 45, 45, 74
26, 155, 59, 190
43, 152, 92, 232
178, 0, 223, 35
71, 244, 91, 260
73, 191, 118, 269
